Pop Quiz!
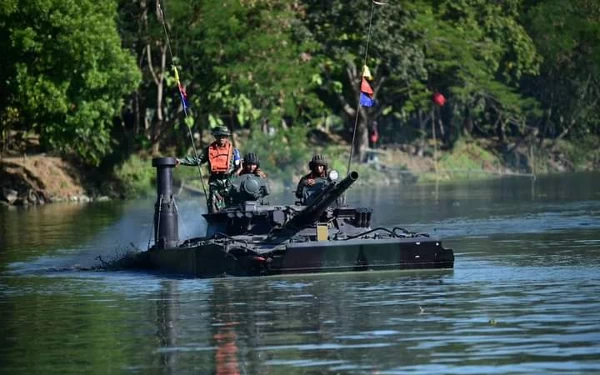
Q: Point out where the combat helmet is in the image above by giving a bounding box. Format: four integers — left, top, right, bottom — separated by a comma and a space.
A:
211, 126, 231, 137
308, 154, 328, 169
243, 152, 260, 167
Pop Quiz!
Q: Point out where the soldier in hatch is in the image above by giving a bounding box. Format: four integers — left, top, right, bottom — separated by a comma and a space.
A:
177, 126, 241, 213
231, 152, 270, 203
238, 152, 267, 178
295, 154, 329, 199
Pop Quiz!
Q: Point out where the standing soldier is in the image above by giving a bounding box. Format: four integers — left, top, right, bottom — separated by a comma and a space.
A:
177, 126, 241, 212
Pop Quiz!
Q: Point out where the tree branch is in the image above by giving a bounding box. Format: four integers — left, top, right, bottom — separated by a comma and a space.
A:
146, 43, 160, 86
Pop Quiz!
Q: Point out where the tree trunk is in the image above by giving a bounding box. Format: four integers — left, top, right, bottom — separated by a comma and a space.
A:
150, 0, 168, 155
437, 107, 445, 142
464, 105, 473, 136
495, 116, 506, 145
417, 110, 425, 157
432, 108, 438, 175
352, 109, 369, 162
151, 67, 164, 155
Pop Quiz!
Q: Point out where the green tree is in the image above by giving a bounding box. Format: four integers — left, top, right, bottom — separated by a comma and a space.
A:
523, 0, 600, 143
118, 0, 202, 156
0, 0, 140, 165
117, 0, 322, 160
302, 0, 428, 161
301, 0, 539, 159
419, 0, 541, 148
198, 0, 323, 132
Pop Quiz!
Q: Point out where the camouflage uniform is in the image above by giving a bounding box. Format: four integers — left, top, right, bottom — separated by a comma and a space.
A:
178, 127, 241, 212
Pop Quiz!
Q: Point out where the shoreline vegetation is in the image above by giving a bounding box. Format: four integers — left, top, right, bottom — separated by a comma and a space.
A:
1, 132, 598, 207
2, 1, 599, 206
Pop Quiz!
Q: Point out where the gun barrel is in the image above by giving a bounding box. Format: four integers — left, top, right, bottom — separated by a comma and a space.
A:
268, 171, 358, 243
297, 171, 358, 223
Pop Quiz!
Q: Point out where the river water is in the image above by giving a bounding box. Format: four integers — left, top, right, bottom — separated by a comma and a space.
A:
1, 173, 599, 374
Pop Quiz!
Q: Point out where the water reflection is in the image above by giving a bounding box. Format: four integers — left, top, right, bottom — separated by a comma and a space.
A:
350, 172, 600, 229
0, 259, 599, 374
142, 264, 600, 374
1, 172, 600, 374
0, 202, 125, 259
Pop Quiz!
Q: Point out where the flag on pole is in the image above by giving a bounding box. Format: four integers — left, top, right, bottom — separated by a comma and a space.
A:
360, 77, 375, 107
173, 65, 189, 110
362, 65, 373, 80
178, 82, 189, 110
361, 78, 374, 95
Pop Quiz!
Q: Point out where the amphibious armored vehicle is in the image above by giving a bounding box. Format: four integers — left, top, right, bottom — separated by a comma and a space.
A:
141, 157, 454, 277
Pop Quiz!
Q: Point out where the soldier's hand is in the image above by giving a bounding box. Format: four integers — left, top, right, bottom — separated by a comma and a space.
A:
306, 178, 315, 186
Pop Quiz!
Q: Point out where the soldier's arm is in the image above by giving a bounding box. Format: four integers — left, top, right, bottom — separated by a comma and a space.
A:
232, 148, 242, 175
295, 176, 307, 199
256, 168, 267, 178
177, 148, 208, 166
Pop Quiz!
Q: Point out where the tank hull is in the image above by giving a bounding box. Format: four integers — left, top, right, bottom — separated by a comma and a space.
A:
143, 237, 454, 278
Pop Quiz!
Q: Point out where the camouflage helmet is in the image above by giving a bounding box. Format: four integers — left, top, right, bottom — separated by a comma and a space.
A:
308, 154, 328, 169
243, 152, 260, 167
211, 126, 231, 137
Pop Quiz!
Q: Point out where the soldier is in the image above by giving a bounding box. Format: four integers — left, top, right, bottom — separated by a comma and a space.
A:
177, 126, 241, 212
238, 152, 267, 178
296, 154, 328, 199
231, 152, 271, 204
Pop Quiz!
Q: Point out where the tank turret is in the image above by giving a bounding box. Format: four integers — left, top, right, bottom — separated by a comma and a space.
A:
229, 173, 270, 205
266, 171, 359, 243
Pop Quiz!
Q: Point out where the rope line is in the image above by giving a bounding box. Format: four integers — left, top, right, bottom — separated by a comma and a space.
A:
346, 0, 379, 176
157, 1, 209, 202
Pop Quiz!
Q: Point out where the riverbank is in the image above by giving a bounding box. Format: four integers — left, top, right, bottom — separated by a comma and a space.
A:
1, 138, 598, 206
0, 156, 109, 206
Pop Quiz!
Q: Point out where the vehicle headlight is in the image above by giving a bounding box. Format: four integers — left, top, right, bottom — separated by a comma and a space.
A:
328, 169, 339, 181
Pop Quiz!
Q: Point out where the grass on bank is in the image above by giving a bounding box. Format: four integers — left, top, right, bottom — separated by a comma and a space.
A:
429, 139, 503, 181
111, 134, 600, 199
110, 140, 514, 198
111, 144, 397, 199
113, 155, 155, 198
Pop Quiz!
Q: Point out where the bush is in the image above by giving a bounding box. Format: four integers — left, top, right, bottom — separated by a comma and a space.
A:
560, 135, 600, 170
113, 155, 155, 198
325, 145, 389, 183
436, 139, 501, 180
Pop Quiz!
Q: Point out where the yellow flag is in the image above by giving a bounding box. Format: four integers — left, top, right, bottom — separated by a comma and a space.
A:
172, 65, 180, 84
362, 65, 373, 80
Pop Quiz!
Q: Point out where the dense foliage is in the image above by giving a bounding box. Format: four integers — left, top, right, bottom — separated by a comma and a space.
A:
0, 0, 140, 165
1, 0, 598, 172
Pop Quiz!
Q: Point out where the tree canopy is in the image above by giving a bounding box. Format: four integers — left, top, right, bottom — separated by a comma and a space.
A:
0, 0, 140, 165
1, 0, 599, 171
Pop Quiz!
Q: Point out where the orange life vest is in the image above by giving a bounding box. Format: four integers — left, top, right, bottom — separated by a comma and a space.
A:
208, 141, 233, 173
